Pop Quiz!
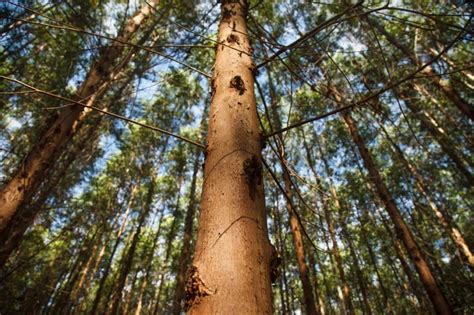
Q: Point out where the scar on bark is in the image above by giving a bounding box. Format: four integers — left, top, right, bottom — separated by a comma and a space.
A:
230, 75, 246, 95
243, 155, 262, 200
226, 34, 239, 44
184, 266, 215, 311
222, 7, 235, 21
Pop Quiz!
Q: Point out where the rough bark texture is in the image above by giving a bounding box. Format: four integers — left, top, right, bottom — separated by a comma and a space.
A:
0, 0, 158, 229
188, 1, 273, 313
342, 111, 453, 315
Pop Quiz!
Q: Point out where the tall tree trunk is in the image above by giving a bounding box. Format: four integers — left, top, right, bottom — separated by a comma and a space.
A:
188, 1, 273, 313
272, 200, 291, 314
358, 212, 393, 314
340, 226, 372, 315
266, 59, 318, 315
90, 184, 138, 314
134, 209, 165, 315
307, 249, 326, 315
396, 88, 474, 185
154, 175, 184, 314
108, 181, 153, 315
304, 133, 354, 315
0, 114, 102, 267
173, 149, 201, 314
283, 166, 319, 315
0, 0, 158, 229
321, 195, 354, 315
377, 118, 474, 266
341, 110, 453, 315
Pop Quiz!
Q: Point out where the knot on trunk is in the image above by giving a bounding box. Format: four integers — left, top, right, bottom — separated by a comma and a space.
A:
230, 75, 246, 95
226, 34, 240, 44
222, 7, 236, 21
184, 266, 215, 311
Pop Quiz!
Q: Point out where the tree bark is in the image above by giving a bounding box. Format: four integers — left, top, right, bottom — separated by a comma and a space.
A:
188, 1, 273, 313
342, 110, 453, 315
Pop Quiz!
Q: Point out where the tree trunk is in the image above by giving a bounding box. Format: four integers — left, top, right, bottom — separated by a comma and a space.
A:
188, 1, 273, 313
284, 167, 319, 315
265, 68, 318, 314
108, 181, 153, 315
342, 111, 453, 315
272, 200, 291, 314
377, 118, 474, 267
396, 88, 474, 185
154, 175, 184, 313
341, 226, 372, 315
0, 114, 102, 267
321, 195, 354, 315
90, 184, 138, 314
0, 0, 158, 229
173, 149, 201, 314
133, 210, 164, 315
305, 133, 354, 315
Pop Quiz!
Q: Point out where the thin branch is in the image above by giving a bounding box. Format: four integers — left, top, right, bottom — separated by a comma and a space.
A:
0, 76, 206, 149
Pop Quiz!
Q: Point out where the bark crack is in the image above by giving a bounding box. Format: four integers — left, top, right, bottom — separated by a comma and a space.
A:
211, 215, 259, 248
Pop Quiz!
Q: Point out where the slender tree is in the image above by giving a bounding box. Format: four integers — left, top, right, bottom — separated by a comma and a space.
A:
188, 1, 273, 313
0, 0, 159, 229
